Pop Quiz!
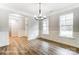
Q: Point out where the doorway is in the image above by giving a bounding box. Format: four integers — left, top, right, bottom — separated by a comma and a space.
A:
9, 14, 26, 37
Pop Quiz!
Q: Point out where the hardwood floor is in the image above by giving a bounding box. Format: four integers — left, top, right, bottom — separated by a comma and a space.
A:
0, 37, 78, 55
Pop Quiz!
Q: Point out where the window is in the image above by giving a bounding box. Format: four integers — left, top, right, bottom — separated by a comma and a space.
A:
60, 13, 73, 37
42, 19, 49, 34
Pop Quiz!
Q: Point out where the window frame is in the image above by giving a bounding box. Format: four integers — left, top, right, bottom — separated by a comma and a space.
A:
42, 19, 49, 34
59, 13, 73, 38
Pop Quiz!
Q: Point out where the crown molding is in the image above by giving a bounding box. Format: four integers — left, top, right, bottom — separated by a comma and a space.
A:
47, 4, 79, 16
0, 4, 33, 17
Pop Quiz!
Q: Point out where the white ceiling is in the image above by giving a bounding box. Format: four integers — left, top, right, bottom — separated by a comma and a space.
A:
3, 3, 79, 17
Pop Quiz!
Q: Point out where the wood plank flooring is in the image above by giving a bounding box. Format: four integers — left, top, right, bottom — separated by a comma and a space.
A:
0, 37, 78, 55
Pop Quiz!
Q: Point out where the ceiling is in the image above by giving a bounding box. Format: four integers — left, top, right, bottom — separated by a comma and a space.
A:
3, 3, 79, 17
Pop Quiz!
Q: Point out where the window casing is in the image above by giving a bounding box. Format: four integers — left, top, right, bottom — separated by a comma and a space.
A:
42, 19, 49, 34
60, 13, 73, 37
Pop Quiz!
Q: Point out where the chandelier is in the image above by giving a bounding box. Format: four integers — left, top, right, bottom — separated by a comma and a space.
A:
33, 3, 47, 21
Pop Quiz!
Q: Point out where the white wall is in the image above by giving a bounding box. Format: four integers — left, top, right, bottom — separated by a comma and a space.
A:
0, 9, 10, 46
27, 18, 39, 40
0, 32, 9, 46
